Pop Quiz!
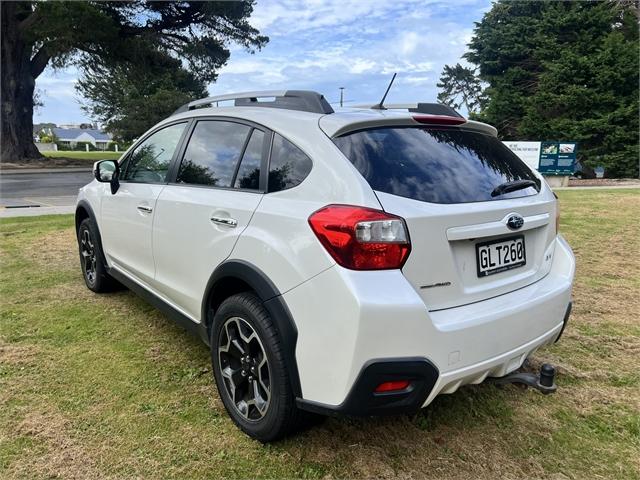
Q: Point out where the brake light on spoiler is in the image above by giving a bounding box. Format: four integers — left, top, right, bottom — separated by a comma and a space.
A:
412, 115, 466, 126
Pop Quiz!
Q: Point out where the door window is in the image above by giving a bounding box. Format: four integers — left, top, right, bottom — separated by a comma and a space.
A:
234, 129, 265, 190
177, 121, 251, 187
122, 123, 186, 183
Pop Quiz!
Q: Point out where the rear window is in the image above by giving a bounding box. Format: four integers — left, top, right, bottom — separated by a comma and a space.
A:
333, 127, 540, 204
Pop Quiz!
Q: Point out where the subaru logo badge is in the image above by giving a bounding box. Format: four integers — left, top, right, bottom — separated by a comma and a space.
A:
507, 214, 524, 230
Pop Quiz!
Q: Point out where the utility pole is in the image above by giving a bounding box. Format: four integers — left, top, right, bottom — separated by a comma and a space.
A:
339, 87, 345, 107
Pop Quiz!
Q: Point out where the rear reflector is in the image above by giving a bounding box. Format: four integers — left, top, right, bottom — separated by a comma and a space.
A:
412, 115, 466, 126
374, 380, 411, 393
308, 205, 411, 270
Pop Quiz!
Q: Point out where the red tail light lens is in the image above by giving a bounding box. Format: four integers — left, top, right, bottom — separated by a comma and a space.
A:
308, 205, 411, 270
374, 380, 411, 393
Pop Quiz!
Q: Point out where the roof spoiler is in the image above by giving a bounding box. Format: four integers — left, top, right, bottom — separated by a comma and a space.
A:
354, 102, 464, 118
172, 90, 334, 116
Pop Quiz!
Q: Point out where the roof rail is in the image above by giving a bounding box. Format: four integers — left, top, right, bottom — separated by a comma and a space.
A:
172, 90, 334, 116
354, 102, 464, 118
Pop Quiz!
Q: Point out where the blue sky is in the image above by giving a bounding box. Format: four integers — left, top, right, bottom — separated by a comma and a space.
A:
34, 0, 492, 125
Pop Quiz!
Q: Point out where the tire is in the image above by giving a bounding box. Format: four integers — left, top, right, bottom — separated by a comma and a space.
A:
77, 218, 119, 293
211, 292, 310, 442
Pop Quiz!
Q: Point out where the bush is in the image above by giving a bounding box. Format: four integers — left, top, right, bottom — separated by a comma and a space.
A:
72, 142, 97, 151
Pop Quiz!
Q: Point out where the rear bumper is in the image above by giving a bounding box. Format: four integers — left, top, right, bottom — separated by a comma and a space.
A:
297, 358, 439, 416
285, 235, 575, 412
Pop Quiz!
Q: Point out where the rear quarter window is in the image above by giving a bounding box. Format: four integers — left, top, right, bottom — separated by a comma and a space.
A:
333, 127, 540, 204
268, 134, 312, 192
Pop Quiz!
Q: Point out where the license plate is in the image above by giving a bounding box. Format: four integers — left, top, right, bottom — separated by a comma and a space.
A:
476, 235, 526, 277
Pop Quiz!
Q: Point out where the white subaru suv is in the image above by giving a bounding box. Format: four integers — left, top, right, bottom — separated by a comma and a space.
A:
76, 91, 575, 442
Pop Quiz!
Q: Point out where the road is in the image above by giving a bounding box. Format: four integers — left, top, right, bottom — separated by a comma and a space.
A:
0, 169, 92, 216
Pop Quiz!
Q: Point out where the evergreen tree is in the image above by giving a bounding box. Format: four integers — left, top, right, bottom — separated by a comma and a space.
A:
436, 63, 486, 114
77, 51, 208, 142
449, 0, 639, 177
1, 1, 267, 162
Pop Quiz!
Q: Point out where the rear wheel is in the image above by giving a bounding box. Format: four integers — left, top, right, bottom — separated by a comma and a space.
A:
211, 292, 309, 442
77, 218, 119, 292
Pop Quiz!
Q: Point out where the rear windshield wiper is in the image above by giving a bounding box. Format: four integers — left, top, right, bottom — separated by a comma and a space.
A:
491, 179, 538, 197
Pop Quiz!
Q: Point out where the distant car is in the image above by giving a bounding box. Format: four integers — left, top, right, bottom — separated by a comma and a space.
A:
75, 91, 575, 442
573, 161, 597, 179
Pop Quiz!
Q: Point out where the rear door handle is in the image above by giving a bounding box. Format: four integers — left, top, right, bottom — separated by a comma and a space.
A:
210, 216, 237, 227
137, 205, 153, 213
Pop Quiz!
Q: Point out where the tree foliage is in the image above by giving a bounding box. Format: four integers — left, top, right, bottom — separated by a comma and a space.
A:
436, 63, 485, 114
439, 0, 639, 177
1, 1, 267, 161
77, 52, 208, 141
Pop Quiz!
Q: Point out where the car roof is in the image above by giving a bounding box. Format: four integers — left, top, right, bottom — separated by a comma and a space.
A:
163, 90, 497, 140
166, 105, 497, 140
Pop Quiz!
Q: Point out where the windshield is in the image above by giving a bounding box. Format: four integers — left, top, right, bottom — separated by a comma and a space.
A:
333, 127, 541, 204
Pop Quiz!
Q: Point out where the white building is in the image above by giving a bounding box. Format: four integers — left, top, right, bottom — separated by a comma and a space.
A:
50, 127, 114, 150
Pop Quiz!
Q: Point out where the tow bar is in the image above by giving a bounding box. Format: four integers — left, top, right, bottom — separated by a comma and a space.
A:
491, 363, 557, 395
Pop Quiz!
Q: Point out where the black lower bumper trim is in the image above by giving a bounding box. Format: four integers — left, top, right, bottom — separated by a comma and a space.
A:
555, 301, 572, 343
296, 357, 439, 417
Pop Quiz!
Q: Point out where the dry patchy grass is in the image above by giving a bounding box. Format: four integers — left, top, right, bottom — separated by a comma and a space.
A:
1, 190, 639, 479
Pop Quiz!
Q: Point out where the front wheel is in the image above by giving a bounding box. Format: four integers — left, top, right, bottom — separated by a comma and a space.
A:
211, 292, 309, 442
77, 218, 119, 293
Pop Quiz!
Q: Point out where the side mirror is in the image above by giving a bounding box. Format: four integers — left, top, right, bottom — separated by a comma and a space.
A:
94, 160, 120, 194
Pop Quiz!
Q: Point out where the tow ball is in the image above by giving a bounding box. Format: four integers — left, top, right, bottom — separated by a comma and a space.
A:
490, 363, 557, 395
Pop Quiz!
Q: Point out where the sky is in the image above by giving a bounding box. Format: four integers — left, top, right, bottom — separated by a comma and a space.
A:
34, 0, 492, 125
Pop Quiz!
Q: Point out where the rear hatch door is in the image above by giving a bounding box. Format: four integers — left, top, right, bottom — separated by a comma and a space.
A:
333, 125, 557, 311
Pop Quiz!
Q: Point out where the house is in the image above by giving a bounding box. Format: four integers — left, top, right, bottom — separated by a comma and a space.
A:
37, 126, 115, 151
52, 127, 114, 150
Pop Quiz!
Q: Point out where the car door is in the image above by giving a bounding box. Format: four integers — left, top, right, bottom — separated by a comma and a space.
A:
152, 119, 268, 320
101, 121, 188, 285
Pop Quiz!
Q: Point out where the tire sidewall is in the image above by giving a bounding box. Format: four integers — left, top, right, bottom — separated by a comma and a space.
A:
77, 218, 109, 292
211, 294, 289, 441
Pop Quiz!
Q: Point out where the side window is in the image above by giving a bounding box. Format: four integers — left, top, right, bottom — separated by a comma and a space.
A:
177, 121, 251, 187
268, 134, 313, 192
122, 123, 186, 183
234, 129, 264, 190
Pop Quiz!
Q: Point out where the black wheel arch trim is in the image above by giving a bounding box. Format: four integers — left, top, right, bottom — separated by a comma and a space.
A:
296, 357, 439, 417
75, 199, 98, 233
75, 200, 109, 270
202, 259, 302, 398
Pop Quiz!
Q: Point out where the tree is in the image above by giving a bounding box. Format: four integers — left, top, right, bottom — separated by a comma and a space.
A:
436, 63, 485, 114
462, 1, 639, 177
1, 1, 267, 162
77, 51, 208, 141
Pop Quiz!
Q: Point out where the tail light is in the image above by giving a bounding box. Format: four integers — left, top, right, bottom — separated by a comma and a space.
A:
308, 205, 411, 270
412, 115, 466, 126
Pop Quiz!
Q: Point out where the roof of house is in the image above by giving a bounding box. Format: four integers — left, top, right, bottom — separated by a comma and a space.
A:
52, 127, 112, 141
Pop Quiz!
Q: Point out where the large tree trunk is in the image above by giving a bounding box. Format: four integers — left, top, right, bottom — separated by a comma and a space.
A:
1, 2, 43, 163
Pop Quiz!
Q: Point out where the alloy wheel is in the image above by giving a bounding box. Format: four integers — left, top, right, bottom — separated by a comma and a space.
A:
218, 316, 271, 421
80, 228, 97, 285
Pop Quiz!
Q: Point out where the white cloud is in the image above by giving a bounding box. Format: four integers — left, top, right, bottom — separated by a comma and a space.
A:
349, 59, 377, 74
35, 0, 492, 122
402, 75, 431, 86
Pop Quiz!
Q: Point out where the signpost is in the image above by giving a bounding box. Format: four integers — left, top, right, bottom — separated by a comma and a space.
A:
538, 142, 559, 174
503, 141, 577, 175
502, 141, 541, 170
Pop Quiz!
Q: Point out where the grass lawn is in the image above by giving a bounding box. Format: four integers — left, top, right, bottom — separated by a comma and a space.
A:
42, 151, 122, 161
1, 190, 639, 479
